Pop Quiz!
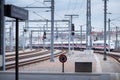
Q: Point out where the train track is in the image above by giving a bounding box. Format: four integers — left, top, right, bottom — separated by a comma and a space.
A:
6, 49, 42, 57
6, 49, 67, 70
94, 50, 120, 63
6, 49, 49, 62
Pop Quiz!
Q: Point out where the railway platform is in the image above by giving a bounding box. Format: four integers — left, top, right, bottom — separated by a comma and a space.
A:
0, 72, 120, 80
7, 50, 120, 73
0, 50, 120, 80
7, 50, 96, 72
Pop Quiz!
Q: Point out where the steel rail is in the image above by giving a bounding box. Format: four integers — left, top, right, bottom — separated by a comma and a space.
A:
6, 50, 66, 69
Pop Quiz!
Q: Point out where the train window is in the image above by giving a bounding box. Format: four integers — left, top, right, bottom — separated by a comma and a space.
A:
97, 44, 100, 46
94, 43, 105, 46
82, 44, 86, 46
106, 44, 108, 46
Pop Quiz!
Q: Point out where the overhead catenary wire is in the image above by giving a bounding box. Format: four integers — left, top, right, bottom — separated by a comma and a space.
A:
76, 0, 85, 14
111, 22, 120, 27
73, 0, 85, 24
54, 13, 64, 20
31, 10, 48, 20
34, 0, 50, 7
72, 0, 78, 13
25, 1, 38, 7
66, 0, 72, 14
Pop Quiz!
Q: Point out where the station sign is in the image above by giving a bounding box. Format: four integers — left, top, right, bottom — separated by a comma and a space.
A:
4, 5, 28, 20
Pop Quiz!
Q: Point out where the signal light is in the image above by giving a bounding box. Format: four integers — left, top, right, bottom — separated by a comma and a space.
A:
24, 29, 27, 32
71, 24, 75, 35
43, 31, 46, 39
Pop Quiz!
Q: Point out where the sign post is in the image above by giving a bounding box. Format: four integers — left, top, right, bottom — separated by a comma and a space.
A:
4, 4, 28, 80
59, 54, 67, 72
62, 63, 64, 72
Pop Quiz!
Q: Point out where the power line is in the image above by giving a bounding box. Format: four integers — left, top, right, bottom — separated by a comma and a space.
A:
72, 0, 78, 13
111, 17, 120, 21
31, 11, 48, 20
111, 22, 119, 27
76, 0, 85, 14
66, 0, 71, 13
34, 0, 50, 7
54, 13, 64, 20
25, 1, 38, 7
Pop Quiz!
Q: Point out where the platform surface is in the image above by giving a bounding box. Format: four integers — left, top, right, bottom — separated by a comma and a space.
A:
0, 50, 120, 80
1, 72, 119, 80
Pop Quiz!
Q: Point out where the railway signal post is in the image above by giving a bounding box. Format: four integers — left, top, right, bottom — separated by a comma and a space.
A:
64, 14, 79, 54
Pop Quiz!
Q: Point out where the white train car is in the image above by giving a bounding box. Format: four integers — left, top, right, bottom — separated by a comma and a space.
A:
93, 40, 115, 50
31, 40, 115, 50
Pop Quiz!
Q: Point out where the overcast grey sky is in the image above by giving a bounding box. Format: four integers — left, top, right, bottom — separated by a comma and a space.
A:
6, 0, 120, 31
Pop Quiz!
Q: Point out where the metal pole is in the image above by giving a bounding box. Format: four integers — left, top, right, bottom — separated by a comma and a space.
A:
62, 63, 64, 73
56, 27, 58, 40
50, 0, 54, 62
6, 19, 69, 23
68, 21, 71, 54
25, 20, 29, 49
43, 25, 45, 49
108, 18, 110, 52
46, 19, 48, 31
23, 7, 50, 9
0, 0, 5, 71
10, 26, 13, 51
15, 18, 19, 80
39, 27, 41, 49
70, 16, 72, 54
22, 27, 25, 51
116, 26, 118, 49
70, 16, 74, 53
11, 21, 14, 50
61, 32, 63, 50
103, 0, 108, 60
30, 31, 32, 50
80, 26, 82, 50
72, 35, 74, 53
86, 0, 91, 50
38, 31, 39, 49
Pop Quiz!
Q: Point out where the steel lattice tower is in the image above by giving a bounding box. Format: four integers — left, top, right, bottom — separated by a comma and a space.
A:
86, 0, 92, 50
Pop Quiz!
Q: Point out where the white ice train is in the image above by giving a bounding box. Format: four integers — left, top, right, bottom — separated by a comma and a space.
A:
31, 40, 115, 50
92, 40, 115, 50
